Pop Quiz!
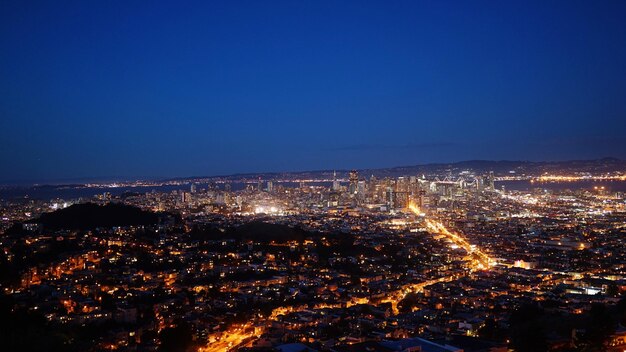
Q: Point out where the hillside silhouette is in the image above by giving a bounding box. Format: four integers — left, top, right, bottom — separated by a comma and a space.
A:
30, 203, 169, 230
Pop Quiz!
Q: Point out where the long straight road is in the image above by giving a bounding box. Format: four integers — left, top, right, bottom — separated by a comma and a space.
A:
408, 202, 493, 270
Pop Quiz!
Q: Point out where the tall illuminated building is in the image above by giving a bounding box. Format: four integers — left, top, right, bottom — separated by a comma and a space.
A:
332, 171, 340, 191
349, 170, 358, 195
385, 186, 394, 208
182, 192, 191, 203
487, 171, 495, 190
357, 180, 366, 196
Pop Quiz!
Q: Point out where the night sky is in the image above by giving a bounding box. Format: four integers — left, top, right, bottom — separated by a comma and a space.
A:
1, 1, 625, 182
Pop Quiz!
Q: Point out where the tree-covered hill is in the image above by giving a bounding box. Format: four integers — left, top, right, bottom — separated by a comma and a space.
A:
28, 202, 172, 230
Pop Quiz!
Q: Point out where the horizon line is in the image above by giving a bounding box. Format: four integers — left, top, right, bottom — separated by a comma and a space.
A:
1, 156, 623, 187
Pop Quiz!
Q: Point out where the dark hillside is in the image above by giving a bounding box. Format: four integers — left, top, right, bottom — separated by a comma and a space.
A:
29, 203, 169, 230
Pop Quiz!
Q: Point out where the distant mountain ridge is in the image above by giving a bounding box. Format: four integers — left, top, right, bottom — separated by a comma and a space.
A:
178, 157, 626, 181
3, 158, 624, 187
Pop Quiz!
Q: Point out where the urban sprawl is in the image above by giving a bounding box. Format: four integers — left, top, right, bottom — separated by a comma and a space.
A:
1, 168, 626, 352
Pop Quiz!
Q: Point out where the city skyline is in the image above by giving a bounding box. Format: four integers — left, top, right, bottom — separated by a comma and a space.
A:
2, 1, 626, 181
2, 2, 626, 351
2, 156, 625, 352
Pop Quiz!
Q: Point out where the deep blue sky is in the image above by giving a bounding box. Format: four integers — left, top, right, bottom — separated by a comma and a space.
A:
1, 1, 625, 182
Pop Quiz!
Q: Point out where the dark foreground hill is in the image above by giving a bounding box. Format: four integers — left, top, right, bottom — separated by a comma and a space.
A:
232, 221, 312, 242
29, 203, 171, 230
189, 221, 318, 243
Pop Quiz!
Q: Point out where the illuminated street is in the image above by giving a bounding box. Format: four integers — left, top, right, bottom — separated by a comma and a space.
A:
2, 0, 626, 350
409, 202, 493, 270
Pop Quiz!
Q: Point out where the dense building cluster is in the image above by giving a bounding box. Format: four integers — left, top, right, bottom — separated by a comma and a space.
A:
1, 169, 625, 352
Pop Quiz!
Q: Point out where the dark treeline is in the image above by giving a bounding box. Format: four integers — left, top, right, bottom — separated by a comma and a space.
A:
28, 203, 178, 230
